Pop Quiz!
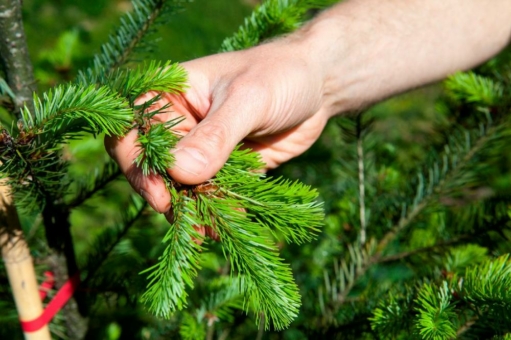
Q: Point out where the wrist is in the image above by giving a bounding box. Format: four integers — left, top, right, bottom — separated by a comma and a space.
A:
290, 14, 373, 118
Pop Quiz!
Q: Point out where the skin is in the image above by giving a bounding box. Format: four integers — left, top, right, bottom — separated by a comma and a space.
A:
106, 0, 511, 237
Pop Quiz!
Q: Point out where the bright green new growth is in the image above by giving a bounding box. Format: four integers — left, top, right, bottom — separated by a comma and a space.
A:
0, 53, 324, 330
445, 71, 504, 106
134, 85, 324, 329
0, 0, 334, 333
415, 282, 457, 340
220, 0, 339, 52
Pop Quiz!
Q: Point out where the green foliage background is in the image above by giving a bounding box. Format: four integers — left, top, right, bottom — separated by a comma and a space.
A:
2, 0, 511, 339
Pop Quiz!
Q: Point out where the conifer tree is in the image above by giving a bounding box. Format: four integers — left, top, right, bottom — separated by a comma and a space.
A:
2, 0, 511, 339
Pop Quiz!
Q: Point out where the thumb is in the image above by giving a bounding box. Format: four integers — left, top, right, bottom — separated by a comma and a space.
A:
168, 103, 257, 185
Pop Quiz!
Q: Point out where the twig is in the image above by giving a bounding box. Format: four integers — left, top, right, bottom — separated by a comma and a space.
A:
356, 114, 367, 245
336, 125, 496, 303
67, 165, 121, 209
206, 322, 215, 340
377, 237, 467, 264
376, 224, 504, 264
256, 313, 265, 340
82, 201, 146, 286
456, 315, 478, 337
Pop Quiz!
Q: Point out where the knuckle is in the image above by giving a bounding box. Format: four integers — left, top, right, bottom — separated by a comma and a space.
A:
190, 121, 229, 150
231, 78, 270, 106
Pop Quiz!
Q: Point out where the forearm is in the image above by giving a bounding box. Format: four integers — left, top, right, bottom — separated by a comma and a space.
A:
295, 0, 511, 116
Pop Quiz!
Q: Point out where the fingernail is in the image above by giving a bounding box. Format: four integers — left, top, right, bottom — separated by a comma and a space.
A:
172, 147, 208, 175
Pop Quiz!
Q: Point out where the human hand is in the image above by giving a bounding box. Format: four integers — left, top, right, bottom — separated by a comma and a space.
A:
105, 38, 335, 219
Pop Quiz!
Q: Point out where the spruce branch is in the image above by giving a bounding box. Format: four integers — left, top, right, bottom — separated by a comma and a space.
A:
445, 72, 504, 106
78, 0, 187, 83
197, 277, 244, 325
140, 194, 204, 316
81, 195, 147, 286
462, 254, 511, 305
101, 60, 188, 103
323, 117, 508, 309
0, 84, 133, 209
220, 0, 339, 52
414, 281, 457, 340
126, 85, 322, 329
66, 160, 122, 208
180, 312, 206, 340
199, 195, 301, 330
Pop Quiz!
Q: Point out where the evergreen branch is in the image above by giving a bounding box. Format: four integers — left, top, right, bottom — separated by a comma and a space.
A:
0, 84, 133, 209
101, 60, 188, 104
376, 121, 500, 255
462, 254, 511, 305
321, 239, 377, 308
99, 34, 325, 330
78, 0, 186, 82
139, 146, 322, 329
220, 0, 338, 52
445, 71, 503, 106
180, 312, 206, 340
197, 278, 244, 324
326, 120, 505, 307
456, 315, 478, 337
135, 121, 181, 175
81, 195, 146, 286
414, 281, 457, 340
19, 84, 133, 140
199, 195, 300, 330
140, 192, 204, 317
66, 160, 122, 208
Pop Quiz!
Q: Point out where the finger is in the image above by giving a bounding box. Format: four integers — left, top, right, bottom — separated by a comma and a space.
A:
243, 110, 329, 169
105, 130, 171, 213
168, 84, 267, 184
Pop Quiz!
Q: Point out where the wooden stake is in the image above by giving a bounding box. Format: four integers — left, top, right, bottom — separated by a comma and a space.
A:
0, 183, 51, 340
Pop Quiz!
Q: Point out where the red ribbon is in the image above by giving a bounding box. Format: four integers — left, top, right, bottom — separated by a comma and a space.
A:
20, 271, 80, 332
38, 271, 55, 300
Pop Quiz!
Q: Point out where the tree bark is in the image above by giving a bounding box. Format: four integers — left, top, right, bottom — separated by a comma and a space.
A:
0, 0, 36, 115
0, 1, 88, 339
0, 1, 50, 339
